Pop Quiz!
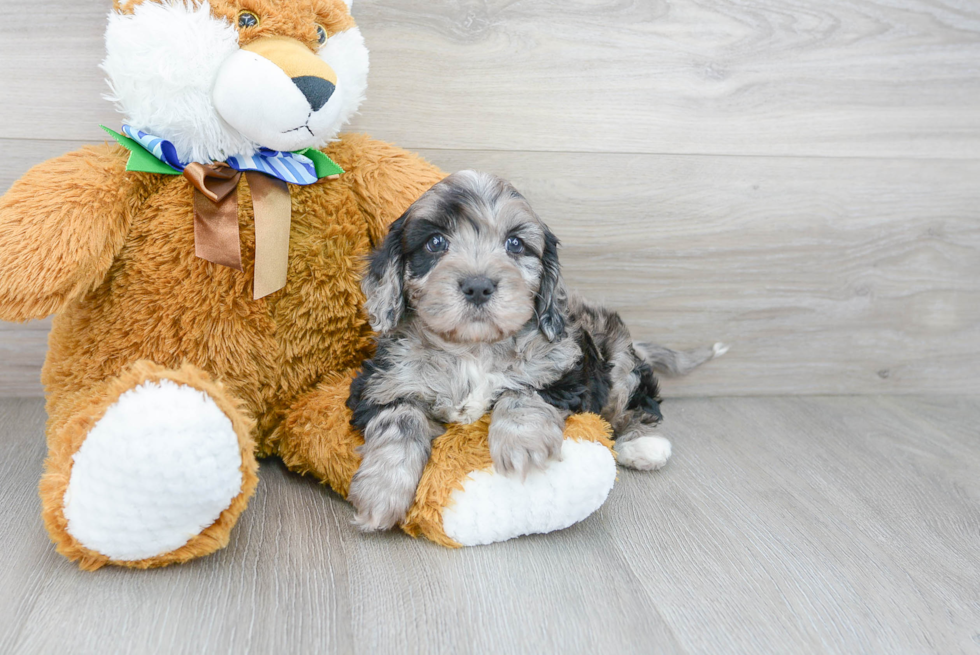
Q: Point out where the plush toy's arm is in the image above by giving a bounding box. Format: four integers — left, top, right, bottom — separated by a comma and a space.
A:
337, 134, 447, 248
0, 144, 149, 322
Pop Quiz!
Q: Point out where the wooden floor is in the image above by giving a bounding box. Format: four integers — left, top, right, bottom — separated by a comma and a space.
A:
1, 396, 977, 655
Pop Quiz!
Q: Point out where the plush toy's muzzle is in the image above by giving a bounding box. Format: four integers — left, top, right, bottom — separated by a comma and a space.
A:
243, 36, 338, 108
214, 36, 345, 153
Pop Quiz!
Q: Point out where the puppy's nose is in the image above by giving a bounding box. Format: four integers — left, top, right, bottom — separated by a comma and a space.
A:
459, 276, 497, 306
291, 76, 335, 112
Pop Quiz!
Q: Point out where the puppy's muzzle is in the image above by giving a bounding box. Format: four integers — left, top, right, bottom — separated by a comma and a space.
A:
459, 276, 497, 306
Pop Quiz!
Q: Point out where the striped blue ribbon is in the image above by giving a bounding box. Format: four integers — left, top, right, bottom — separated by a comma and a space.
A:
121, 125, 321, 186
226, 149, 318, 186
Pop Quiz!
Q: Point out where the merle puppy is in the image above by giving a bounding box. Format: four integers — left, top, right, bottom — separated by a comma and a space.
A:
347, 171, 724, 530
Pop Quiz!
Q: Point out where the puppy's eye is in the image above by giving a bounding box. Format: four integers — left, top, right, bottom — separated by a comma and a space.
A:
237, 10, 260, 28
425, 234, 448, 253
505, 236, 525, 254
315, 24, 328, 45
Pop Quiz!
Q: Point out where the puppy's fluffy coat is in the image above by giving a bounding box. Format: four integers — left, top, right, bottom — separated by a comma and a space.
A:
348, 171, 722, 530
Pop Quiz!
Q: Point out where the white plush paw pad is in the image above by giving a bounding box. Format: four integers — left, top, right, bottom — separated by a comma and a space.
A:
616, 436, 672, 471
442, 439, 616, 547
63, 380, 243, 561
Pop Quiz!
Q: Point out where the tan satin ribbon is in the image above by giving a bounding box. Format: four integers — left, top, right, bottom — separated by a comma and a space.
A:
183, 163, 293, 300
245, 172, 291, 300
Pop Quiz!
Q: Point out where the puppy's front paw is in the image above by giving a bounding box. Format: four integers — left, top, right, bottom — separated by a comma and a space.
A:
347, 469, 416, 532
351, 507, 402, 532
616, 435, 672, 471
489, 415, 564, 479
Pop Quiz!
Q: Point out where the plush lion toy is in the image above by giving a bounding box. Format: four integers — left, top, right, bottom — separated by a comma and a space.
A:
0, 0, 618, 570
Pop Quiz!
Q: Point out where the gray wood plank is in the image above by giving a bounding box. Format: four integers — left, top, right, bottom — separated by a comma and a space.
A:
0, 399, 61, 652
1, 0, 979, 158
606, 396, 980, 654
0, 396, 978, 654
0, 319, 51, 397
4, 140, 978, 397
420, 149, 980, 397
335, 510, 684, 655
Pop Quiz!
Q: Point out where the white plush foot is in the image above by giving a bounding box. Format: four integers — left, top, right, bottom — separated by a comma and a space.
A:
63, 380, 244, 561
441, 439, 616, 547
616, 436, 672, 471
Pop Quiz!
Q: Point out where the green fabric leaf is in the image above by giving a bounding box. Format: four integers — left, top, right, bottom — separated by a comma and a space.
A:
297, 148, 345, 178
100, 125, 182, 175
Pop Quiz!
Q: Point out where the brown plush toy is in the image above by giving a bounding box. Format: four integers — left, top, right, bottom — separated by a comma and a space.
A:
0, 0, 619, 570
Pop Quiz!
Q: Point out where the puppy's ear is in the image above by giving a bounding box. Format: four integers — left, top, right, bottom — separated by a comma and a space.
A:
362, 214, 408, 335
536, 227, 568, 342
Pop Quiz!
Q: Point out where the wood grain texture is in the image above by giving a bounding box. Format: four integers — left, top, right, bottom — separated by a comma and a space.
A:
607, 394, 980, 654
420, 149, 980, 396
2, 0, 979, 396
3, 140, 978, 396
1, 396, 978, 654
0, 319, 51, 397
1, 0, 979, 158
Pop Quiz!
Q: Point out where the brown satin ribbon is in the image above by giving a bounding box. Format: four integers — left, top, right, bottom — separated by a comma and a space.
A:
186, 163, 243, 271
183, 163, 293, 300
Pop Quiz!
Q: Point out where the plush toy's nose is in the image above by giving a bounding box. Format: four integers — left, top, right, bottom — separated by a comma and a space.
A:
241, 36, 338, 111
291, 76, 335, 112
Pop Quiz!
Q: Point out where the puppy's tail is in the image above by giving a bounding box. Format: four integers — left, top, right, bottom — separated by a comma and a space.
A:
633, 341, 729, 377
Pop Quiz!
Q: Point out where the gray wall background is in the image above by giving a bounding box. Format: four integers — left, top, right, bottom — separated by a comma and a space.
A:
2, 0, 978, 397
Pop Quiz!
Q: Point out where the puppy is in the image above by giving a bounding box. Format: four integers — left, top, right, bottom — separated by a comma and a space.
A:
347, 171, 724, 531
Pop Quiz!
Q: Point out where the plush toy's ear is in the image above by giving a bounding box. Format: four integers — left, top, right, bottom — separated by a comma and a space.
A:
536, 226, 568, 342
362, 214, 408, 335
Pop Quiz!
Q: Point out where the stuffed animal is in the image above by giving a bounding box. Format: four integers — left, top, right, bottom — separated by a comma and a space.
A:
0, 0, 621, 570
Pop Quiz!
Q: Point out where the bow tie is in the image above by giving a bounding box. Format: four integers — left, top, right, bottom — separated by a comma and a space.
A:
101, 125, 344, 299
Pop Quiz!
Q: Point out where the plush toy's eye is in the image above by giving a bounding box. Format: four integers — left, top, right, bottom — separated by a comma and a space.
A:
505, 236, 525, 254
237, 10, 260, 29
316, 24, 328, 45
425, 234, 448, 253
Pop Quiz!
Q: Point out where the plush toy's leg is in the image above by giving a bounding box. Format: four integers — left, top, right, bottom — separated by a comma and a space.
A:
276, 372, 618, 547
40, 361, 258, 570
407, 413, 618, 547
